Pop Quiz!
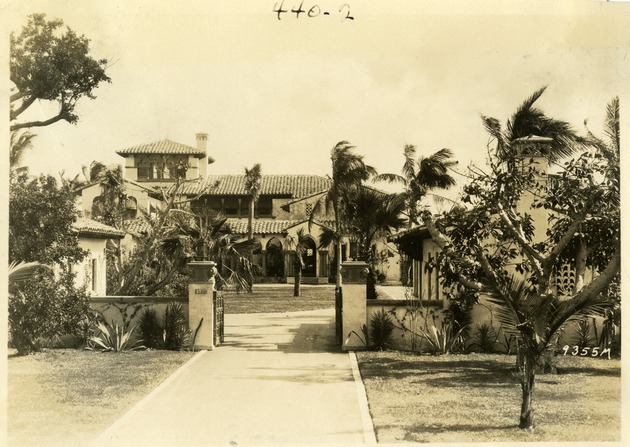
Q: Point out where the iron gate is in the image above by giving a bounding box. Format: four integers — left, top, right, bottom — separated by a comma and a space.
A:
213, 290, 224, 346
335, 287, 343, 346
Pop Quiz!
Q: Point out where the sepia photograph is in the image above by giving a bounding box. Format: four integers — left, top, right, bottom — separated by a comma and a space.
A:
2, 0, 627, 445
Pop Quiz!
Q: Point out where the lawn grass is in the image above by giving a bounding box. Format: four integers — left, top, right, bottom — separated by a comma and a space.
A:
8, 349, 195, 447
224, 285, 335, 314
356, 351, 620, 443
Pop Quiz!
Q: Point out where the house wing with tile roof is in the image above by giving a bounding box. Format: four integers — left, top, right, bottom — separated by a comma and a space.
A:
117, 135, 211, 185
185, 174, 333, 221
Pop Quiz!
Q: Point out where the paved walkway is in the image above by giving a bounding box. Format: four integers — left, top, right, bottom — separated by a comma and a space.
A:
94, 308, 375, 447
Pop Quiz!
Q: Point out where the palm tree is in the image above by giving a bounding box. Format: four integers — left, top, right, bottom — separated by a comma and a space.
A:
375, 145, 457, 226
161, 207, 258, 294
284, 228, 311, 297
84, 161, 126, 228
312, 141, 376, 291
482, 86, 586, 164
344, 187, 406, 298
484, 270, 616, 428
244, 163, 262, 241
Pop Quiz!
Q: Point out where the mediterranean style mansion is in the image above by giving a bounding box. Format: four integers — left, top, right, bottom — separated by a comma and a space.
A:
74, 133, 401, 293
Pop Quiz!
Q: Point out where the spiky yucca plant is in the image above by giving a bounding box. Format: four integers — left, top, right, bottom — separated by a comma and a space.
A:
163, 302, 190, 351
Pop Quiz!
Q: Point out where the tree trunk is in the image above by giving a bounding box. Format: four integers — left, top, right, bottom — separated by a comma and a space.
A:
294, 265, 301, 297
248, 197, 255, 241
518, 346, 537, 429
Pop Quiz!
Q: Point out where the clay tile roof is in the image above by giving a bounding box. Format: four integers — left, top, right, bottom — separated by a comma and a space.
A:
225, 219, 300, 235
73, 218, 126, 239
116, 139, 206, 158
179, 175, 332, 198
124, 218, 153, 237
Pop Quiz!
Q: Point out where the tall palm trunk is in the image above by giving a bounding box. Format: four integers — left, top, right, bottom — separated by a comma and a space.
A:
334, 199, 343, 290
247, 197, 255, 241
294, 260, 301, 297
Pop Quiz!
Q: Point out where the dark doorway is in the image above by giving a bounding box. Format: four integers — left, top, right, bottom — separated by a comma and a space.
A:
302, 238, 317, 277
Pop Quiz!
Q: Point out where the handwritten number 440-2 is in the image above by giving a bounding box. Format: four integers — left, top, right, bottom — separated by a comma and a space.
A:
274, 1, 354, 20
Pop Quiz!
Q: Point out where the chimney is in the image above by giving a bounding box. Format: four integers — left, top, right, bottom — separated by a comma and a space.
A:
196, 132, 209, 178
196, 132, 208, 152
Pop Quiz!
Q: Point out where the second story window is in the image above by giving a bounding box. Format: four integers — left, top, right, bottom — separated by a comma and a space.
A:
224, 197, 239, 217
137, 166, 150, 180
258, 196, 273, 217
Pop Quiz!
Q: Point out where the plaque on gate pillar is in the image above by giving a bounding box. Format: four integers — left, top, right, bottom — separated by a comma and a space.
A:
340, 261, 368, 351
188, 261, 217, 350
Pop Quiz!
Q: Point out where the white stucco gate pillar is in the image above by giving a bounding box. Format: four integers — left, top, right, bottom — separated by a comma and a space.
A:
340, 261, 369, 351
188, 261, 217, 350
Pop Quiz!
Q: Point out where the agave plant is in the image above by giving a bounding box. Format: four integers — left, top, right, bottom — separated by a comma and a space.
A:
87, 320, 145, 352
417, 318, 467, 355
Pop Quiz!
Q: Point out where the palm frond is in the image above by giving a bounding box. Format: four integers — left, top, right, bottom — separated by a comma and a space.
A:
373, 173, 406, 184
416, 148, 457, 190
10, 130, 36, 168
9, 261, 49, 291
317, 226, 338, 249
482, 275, 528, 334
401, 144, 417, 181
604, 96, 620, 154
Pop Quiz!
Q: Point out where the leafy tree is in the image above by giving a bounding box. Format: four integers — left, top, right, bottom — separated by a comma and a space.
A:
9, 170, 86, 265
375, 145, 457, 225
423, 90, 620, 429
10, 269, 90, 355
10, 13, 110, 131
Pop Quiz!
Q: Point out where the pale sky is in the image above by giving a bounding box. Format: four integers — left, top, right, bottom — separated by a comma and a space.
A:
4, 0, 629, 193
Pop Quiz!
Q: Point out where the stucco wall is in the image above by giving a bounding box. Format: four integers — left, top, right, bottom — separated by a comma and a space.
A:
76, 237, 108, 296
89, 296, 189, 329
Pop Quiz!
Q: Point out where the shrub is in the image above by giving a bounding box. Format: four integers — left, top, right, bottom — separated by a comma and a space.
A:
370, 309, 394, 350
573, 319, 593, 349
163, 302, 190, 351
139, 308, 164, 349
471, 322, 498, 353
73, 310, 102, 348
87, 320, 145, 352
9, 270, 91, 355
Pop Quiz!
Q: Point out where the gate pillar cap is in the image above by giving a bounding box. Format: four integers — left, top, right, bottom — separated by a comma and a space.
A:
188, 261, 217, 283
340, 261, 369, 284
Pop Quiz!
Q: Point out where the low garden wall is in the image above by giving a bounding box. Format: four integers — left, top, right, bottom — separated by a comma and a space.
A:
89, 296, 189, 328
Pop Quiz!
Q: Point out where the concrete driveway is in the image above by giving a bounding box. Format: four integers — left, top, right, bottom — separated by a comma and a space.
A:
94, 308, 375, 446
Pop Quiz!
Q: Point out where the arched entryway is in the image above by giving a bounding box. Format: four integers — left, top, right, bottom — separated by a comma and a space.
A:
302, 237, 317, 277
